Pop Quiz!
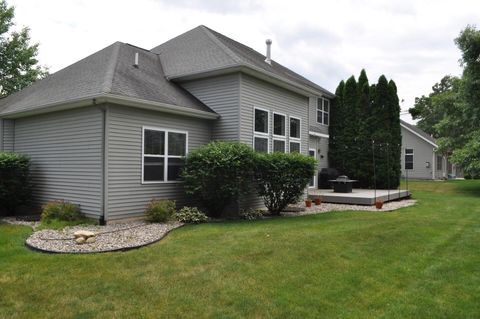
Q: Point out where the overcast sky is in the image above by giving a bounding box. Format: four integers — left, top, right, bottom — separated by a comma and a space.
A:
8, 0, 480, 122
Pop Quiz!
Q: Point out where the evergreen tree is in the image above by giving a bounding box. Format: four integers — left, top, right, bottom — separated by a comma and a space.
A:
328, 80, 345, 171
341, 76, 357, 175
355, 69, 371, 187
387, 80, 402, 188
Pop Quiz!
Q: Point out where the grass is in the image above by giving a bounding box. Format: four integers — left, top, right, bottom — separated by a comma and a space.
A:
1, 180, 479, 318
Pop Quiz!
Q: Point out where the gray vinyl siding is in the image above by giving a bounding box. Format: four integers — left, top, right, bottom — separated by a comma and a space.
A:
106, 105, 212, 220
401, 126, 435, 179
238, 74, 310, 209
181, 74, 240, 141
14, 107, 103, 217
239, 73, 309, 154
309, 96, 329, 135
2, 119, 15, 152
309, 136, 329, 170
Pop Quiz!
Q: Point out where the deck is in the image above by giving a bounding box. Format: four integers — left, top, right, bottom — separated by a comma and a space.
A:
308, 188, 411, 205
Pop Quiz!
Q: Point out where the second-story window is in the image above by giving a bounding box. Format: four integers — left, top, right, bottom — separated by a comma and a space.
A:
289, 116, 301, 153
317, 98, 330, 125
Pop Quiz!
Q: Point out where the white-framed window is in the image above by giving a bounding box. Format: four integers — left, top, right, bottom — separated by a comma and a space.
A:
254, 107, 270, 153
309, 149, 317, 188
273, 139, 286, 153
436, 155, 443, 170
142, 127, 188, 183
405, 148, 414, 170
289, 116, 301, 153
273, 112, 286, 137
317, 98, 330, 126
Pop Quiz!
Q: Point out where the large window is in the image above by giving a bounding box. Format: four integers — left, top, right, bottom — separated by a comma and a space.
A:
273, 113, 286, 137
317, 98, 330, 125
273, 139, 286, 153
436, 155, 443, 170
254, 108, 269, 153
405, 149, 414, 170
143, 127, 187, 183
289, 116, 301, 153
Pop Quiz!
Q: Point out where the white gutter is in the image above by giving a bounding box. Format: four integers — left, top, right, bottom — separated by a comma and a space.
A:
401, 123, 437, 148
0, 93, 219, 120
309, 131, 329, 138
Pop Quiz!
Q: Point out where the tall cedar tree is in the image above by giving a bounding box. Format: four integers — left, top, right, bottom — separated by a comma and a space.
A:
355, 69, 372, 187
387, 80, 401, 188
0, 0, 47, 97
328, 80, 345, 172
340, 76, 358, 175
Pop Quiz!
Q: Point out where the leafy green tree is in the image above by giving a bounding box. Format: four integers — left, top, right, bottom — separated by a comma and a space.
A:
0, 0, 47, 97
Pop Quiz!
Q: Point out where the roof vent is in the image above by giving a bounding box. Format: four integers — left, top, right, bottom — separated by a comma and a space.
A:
133, 52, 139, 68
265, 39, 272, 65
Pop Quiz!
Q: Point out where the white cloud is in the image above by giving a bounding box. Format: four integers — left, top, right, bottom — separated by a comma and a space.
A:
7, 0, 480, 122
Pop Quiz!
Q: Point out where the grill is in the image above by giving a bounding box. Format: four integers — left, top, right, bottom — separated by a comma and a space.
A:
329, 175, 358, 193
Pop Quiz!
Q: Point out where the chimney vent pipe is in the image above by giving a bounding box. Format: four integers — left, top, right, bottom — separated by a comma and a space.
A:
265, 39, 272, 65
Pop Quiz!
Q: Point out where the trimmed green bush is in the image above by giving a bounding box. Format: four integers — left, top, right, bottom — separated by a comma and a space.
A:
239, 208, 264, 220
255, 152, 316, 215
173, 207, 208, 224
145, 199, 176, 223
0, 152, 32, 215
182, 141, 256, 217
41, 200, 82, 222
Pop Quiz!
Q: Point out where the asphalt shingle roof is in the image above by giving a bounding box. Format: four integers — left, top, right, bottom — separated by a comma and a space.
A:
401, 120, 437, 145
152, 25, 334, 97
0, 42, 214, 116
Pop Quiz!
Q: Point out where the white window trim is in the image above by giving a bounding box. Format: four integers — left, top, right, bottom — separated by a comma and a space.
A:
272, 112, 287, 139
253, 107, 270, 136
309, 148, 317, 188
272, 138, 287, 153
405, 148, 414, 170
142, 126, 189, 184
316, 97, 330, 126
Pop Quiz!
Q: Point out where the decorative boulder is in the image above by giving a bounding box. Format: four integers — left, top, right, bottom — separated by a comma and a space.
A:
75, 237, 86, 244
85, 237, 96, 244
73, 230, 95, 238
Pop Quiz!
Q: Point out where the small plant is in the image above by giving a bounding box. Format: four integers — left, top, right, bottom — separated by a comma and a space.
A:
173, 207, 208, 224
145, 199, 176, 223
239, 208, 264, 220
41, 200, 83, 222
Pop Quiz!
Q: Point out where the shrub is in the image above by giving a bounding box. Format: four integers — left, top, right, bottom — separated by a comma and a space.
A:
41, 200, 83, 222
145, 199, 176, 223
255, 152, 316, 215
239, 208, 264, 220
182, 141, 256, 217
173, 207, 208, 224
0, 152, 32, 215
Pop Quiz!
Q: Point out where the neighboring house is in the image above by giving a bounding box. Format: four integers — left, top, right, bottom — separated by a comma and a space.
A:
0, 25, 334, 222
400, 120, 461, 179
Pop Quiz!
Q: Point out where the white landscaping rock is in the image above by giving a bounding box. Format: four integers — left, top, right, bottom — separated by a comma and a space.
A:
73, 230, 95, 238
75, 237, 86, 244
26, 221, 183, 253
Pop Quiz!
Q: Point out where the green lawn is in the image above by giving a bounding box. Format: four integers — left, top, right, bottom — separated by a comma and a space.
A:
1, 180, 480, 318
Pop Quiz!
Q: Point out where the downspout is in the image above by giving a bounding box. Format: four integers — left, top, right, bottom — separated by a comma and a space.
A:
96, 99, 107, 225
432, 149, 436, 180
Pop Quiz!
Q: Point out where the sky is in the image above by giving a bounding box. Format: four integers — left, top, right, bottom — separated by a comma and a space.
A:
7, 0, 480, 122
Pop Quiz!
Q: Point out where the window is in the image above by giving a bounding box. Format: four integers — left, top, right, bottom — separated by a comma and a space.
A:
405, 149, 414, 170
143, 128, 187, 183
290, 142, 300, 153
290, 117, 301, 139
254, 137, 269, 153
317, 98, 330, 125
273, 139, 286, 153
273, 113, 286, 136
436, 155, 443, 170
254, 108, 269, 134
309, 149, 316, 187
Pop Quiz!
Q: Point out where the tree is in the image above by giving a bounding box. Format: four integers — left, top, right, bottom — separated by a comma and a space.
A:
355, 69, 372, 187
0, 0, 47, 97
410, 25, 480, 177
328, 80, 345, 173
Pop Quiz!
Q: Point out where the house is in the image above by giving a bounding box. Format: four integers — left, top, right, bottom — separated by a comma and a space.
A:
0, 25, 334, 222
400, 120, 461, 179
